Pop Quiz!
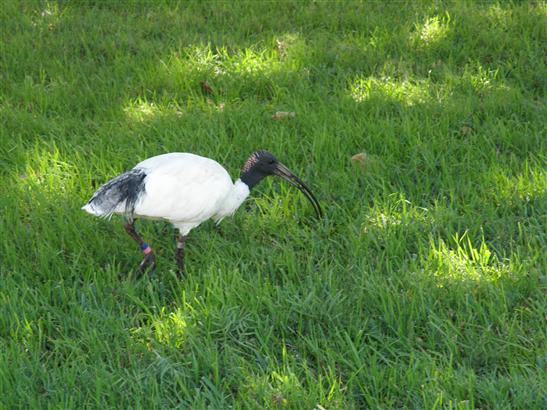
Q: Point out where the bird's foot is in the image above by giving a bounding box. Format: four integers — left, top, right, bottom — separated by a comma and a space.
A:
138, 252, 156, 274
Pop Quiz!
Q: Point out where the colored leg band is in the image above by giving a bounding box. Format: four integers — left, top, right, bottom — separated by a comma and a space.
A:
140, 242, 152, 254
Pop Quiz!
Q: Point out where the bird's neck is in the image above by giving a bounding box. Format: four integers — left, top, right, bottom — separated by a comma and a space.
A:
240, 168, 266, 189
218, 179, 251, 218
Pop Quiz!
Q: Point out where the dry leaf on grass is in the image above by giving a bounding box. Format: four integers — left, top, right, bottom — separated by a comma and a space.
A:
459, 125, 473, 135
272, 111, 296, 120
351, 151, 384, 172
200, 80, 214, 95
351, 152, 367, 165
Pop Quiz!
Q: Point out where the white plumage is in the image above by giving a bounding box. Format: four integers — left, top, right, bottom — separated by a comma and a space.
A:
83, 150, 321, 275
83, 153, 249, 234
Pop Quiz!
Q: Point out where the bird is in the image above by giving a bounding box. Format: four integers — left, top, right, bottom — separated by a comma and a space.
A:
82, 150, 322, 275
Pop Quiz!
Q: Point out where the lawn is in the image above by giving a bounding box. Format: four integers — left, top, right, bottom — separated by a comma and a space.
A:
0, 1, 545, 408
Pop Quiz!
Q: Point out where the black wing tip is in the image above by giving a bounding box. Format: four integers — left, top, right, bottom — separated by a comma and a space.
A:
85, 168, 147, 217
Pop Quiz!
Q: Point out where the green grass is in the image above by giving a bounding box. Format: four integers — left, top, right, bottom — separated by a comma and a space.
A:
1, 0, 545, 408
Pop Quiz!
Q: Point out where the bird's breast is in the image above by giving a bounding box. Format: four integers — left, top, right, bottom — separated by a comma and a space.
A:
212, 179, 250, 221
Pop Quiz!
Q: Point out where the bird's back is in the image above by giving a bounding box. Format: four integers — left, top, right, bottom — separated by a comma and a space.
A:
132, 153, 234, 224
135, 153, 217, 172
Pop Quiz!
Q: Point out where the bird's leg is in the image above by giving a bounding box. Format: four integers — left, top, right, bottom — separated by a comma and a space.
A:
124, 221, 156, 274
175, 232, 188, 277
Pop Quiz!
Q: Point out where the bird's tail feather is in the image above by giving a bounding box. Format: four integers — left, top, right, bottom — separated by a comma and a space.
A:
82, 169, 147, 218
81, 202, 114, 219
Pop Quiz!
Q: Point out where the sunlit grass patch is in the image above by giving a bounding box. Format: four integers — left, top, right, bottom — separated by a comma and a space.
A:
123, 100, 167, 123
131, 307, 190, 350
16, 144, 80, 198
457, 64, 517, 99
220, 47, 279, 75
413, 15, 451, 49
484, 4, 513, 26
144, 43, 298, 105
350, 76, 438, 106
425, 233, 511, 286
162, 43, 284, 81
30, 0, 64, 31
485, 160, 547, 205
363, 194, 432, 232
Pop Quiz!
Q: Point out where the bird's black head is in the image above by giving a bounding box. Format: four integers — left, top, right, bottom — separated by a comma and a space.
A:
240, 150, 323, 218
240, 150, 278, 187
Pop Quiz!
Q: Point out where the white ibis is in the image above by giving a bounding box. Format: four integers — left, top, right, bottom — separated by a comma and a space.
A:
82, 150, 322, 275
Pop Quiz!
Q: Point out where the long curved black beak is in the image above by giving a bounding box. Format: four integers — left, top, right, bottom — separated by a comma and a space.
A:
273, 163, 323, 218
